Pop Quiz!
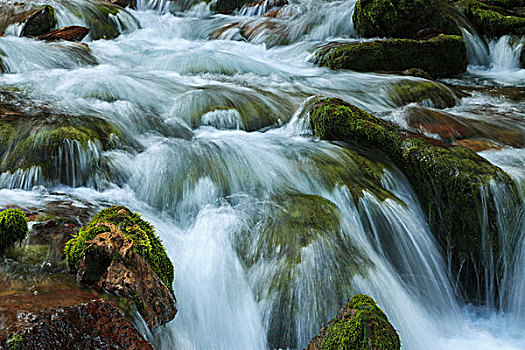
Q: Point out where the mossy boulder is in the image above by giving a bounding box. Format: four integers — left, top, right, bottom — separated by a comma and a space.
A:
65, 206, 174, 293
306, 294, 400, 350
0, 209, 29, 251
237, 193, 371, 348
314, 35, 467, 78
20, 5, 57, 37
309, 98, 517, 301
353, 0, 460, 39
388, 80, 458, 108
455, 0, 525, 36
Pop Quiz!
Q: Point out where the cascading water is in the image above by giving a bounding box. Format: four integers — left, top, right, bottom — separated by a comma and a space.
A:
0, 0, 524, 349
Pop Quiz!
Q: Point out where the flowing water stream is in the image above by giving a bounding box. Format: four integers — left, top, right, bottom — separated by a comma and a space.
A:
0, 0, 524, 349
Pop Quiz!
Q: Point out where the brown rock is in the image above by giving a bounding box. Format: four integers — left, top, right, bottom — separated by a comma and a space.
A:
452, 139, 502, 152
106, 0, 137, 9
37, 26, 90, 42
77, 223, 177, 331
0, 293, 153, 350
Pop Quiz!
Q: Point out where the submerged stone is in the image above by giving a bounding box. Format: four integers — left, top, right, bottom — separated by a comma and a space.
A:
314, 35, 467, 78
353, 0, 460, 39
309, 97, 518, 301
306, 294, 400, 350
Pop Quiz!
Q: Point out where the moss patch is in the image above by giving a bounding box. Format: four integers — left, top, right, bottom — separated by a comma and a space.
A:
315, 35, 467, 78
389, 80, 457, 108
0, 209, 29, 251
318, 294, 400, 350
64, 206, 174, 293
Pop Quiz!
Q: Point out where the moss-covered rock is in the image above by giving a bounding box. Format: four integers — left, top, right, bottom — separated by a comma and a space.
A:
20, 5, 57, 37
388, 80, 458, 108
309, 98, 517, 301
0, 209, 29, 251
455, 0, 525, 36
353, 0, 460, 39
314, 35, 467, 78
64, 206, 174, 294
306, 294, 400, 350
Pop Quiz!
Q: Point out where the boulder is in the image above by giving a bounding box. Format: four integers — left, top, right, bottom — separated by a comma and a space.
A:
211, 0, 252, 14
20, 5, 57, 37
309, 97, 519, 301
37, 26, 90, 42
455, 0, 525, 36
389, 80, 458, 109
314, 35, 467, 78
65, 206, 176, 330
305, 294, 400, 350
353, 0, 460, 39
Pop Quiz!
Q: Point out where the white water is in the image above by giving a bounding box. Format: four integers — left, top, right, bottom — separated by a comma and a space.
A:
0, 0, 524, 349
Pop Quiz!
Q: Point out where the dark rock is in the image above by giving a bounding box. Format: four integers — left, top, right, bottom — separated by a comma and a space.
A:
37, 26, 90, 42
389, 80, 458, 108
20, 5, 57, 37
305, 294, 400, 350
353, 0, 460, 39
106, 0, 138, 9
314, 35, 467, 78
211, 0, 252, 14
402, 68, 434, 80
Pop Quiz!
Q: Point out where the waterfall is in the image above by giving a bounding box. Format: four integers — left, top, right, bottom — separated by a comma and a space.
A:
0, 0, 524, 349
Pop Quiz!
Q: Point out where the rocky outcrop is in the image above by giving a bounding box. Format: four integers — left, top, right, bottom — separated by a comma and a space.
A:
314, 35, 467, 78
305, 294, 400, 350
20, 5, 57, 37
309, 98, 518, 301
388, 80, 458, 109
37, 26, 90, 42
65, 206, 176, 331
0, 291, 152, 350
353, 0, 460, 39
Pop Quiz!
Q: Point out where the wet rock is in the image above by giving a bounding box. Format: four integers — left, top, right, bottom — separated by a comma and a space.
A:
353, 0, 460, 39
0, 292, 153, 350
309, 97, 519, 302
239, 0, 288, 16
211, 0, 252, 14
314, 35, 467, 78
37, 26, 90, 42
106, 0, 138, 9
65, 206, 176, 331
389, 80, 458, 109
452, 139, 502, 151
402, 68, 434, 80
305, 294, 400, 350
20, 5, 57, 37
455, 0, 525, 36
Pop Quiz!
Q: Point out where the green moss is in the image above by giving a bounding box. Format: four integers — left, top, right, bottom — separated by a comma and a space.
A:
319, 294, 400, 350
484, 0, 525, 7
309, 98, 517, 300
389, 80, 457, 109
6, 333, 24, 350
0, 209, 29, 251
455, 0, 525, 36
353, 0, 460, 39
315, 35, 467, 78
64, 206, 174, 293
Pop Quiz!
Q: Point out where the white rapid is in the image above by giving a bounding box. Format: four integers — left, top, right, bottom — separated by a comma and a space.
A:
0, 0, 524, 349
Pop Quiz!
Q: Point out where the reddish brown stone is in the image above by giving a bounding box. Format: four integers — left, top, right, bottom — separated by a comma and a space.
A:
452, 139, 502, 152
77, 223, 177, 331
37, 26, 89, 42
